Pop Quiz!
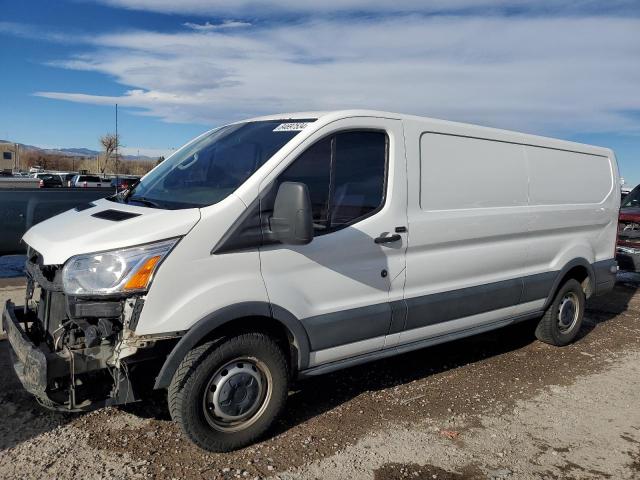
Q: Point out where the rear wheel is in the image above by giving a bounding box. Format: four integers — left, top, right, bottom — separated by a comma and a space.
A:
535, 278, 586, 346
168, 332, 289, 452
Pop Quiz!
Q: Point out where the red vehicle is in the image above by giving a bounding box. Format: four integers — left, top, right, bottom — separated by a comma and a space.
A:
617, 184, 640, 271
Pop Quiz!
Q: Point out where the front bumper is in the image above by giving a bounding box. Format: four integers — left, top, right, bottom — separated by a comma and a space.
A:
3, 300, 116, 411
3, 301, 50, 398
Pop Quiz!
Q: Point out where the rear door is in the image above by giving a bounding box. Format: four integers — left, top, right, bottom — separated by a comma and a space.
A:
259, 117, 408, 367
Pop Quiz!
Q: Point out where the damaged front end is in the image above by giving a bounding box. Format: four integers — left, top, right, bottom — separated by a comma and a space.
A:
2, 249, 179, 411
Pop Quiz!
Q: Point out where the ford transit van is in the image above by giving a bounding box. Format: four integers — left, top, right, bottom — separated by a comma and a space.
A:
2, 110, 619, 451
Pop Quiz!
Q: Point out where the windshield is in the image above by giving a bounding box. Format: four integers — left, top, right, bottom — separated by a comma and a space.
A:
120, 120, 315, 209
622, 185, 640, 208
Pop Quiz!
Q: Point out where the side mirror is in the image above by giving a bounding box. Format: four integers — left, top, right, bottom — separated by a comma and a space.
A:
270, 182, 314, 245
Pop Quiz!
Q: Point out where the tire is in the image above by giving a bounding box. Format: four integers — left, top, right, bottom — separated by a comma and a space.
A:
535, 278, 586, 346
168, 332, 289, 452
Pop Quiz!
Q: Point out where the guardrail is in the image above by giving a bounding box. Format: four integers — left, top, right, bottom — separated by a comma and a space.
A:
0, 188, 114, 255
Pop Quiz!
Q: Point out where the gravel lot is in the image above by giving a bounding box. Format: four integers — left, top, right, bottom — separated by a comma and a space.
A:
1, 275, 639, 479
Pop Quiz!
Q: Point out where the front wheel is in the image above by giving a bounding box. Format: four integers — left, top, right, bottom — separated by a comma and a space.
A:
535, 278, 586, 346
168, 332, 289, 452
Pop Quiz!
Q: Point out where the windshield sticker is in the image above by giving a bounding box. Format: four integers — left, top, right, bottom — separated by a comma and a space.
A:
273, 122, 311, 132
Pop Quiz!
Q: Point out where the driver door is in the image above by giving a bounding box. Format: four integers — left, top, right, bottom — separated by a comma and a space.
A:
258, 117, 407, 367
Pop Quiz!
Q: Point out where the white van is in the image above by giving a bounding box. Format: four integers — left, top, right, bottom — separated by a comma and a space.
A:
3, 110, 619, 451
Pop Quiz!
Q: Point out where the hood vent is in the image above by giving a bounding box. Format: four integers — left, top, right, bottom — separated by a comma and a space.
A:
91, 209, 141, 221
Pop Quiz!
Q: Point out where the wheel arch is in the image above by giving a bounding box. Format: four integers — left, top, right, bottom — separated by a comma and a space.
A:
153, 302, 311, 390
543, 258, 595, 310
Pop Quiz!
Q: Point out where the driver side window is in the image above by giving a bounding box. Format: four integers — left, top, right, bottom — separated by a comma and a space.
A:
277, 130, 388, 234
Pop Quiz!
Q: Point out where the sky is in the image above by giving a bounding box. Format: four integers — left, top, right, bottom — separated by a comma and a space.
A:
0, 0, 638, 183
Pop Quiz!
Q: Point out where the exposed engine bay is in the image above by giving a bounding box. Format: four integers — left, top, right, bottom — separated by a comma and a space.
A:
2, 249, 179, 411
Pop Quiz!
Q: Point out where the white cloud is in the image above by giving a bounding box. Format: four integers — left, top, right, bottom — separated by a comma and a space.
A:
0, 21, 83, 43
183, 20, 252, 31
93, 0, 638, 16
30, 14, 640, 137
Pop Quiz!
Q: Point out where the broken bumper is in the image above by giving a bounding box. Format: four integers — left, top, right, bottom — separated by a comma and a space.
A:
2, 300, 113, 411
2, 300, 50, 398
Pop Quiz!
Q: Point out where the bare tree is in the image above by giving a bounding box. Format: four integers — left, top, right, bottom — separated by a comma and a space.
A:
99, 133, 120, 174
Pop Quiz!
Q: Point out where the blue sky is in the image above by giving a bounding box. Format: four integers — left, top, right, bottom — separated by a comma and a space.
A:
0, 0, 639, 184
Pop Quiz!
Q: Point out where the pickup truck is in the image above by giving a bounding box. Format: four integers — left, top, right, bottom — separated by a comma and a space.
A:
69, 175, 105, 188
616, 184, 640, 271
0, 188, 112, 255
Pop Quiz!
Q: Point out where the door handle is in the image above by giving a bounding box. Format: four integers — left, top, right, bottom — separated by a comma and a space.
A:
374, 234, 401, 244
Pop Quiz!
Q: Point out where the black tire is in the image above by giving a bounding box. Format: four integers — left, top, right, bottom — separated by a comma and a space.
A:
168, 332, 289, 452
535, 278, 586, 346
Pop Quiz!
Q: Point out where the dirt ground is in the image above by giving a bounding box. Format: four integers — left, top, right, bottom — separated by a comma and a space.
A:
1, 275, 639, 480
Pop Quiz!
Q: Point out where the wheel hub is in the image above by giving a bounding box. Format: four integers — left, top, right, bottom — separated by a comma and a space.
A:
217, 372, 260, 417
203, 358, 269, 431
558, 293, 578, 332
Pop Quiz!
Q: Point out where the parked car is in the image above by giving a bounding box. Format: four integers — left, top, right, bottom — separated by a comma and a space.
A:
58, 173, 77, 186
33, 173, 63, 188
0, 188, 112, 255
110, 176, 140, 192
616, 184, 640, 271
69, 174, 104, 187
3, 110, 619, 453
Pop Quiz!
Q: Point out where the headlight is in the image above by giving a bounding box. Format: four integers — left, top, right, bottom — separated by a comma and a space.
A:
62, 238, 179, 296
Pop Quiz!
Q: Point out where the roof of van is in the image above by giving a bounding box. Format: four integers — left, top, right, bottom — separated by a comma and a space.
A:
246, 109, 614, 157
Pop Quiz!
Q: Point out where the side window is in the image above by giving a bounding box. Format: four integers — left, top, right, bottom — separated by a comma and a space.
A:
277, 130, 387, 234
279, 137, 332, 230
331, 131, 387, 226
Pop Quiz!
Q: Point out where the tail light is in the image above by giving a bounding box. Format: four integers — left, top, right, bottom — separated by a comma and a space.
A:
83, 181, 88, 188
39, 179, 44, 188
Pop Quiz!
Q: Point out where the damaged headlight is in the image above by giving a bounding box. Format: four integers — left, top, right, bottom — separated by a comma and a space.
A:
62, 238, 179, 296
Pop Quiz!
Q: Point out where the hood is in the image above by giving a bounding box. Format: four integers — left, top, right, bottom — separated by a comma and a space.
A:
23, 198, 201, 265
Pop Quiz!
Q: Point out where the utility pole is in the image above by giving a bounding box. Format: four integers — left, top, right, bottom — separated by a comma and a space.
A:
115, 103, 118, 185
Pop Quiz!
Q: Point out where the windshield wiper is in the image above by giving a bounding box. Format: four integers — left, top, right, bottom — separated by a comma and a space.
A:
120, 179, 141, 202
128, 196, 162, 208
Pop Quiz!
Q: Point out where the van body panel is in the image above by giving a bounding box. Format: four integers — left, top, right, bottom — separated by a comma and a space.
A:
521, 148, 618, 295
135, 194, 270, 335
401, 125, 531, 344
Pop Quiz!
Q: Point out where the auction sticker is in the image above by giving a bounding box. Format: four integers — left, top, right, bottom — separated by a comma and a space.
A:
273, 122, 311, 132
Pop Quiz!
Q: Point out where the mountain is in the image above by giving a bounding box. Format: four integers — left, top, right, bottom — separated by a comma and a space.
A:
0, 140, 158, 161
57, 147, 101, 156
